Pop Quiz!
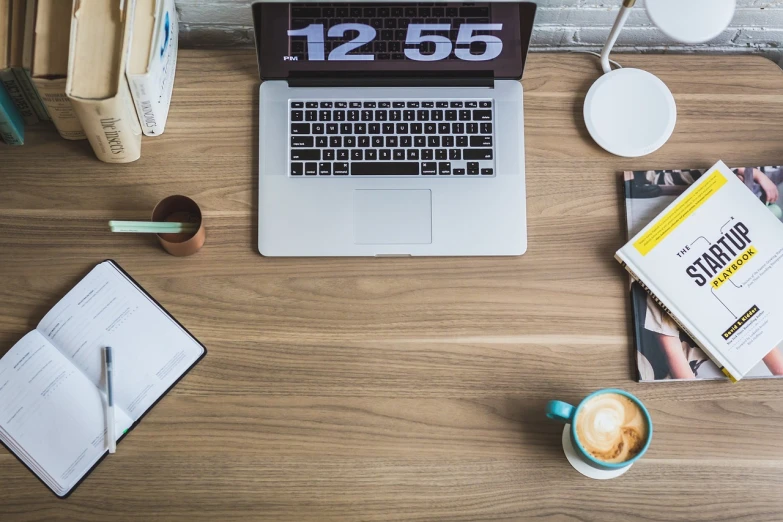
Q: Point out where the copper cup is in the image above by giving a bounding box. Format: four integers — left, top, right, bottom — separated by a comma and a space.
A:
151, 195, 205, 256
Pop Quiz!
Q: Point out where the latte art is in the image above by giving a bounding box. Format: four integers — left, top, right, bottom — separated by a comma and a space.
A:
575, 393, 647, 464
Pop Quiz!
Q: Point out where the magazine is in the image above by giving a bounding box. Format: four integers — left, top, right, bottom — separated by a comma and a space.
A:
623, 164, 783, 382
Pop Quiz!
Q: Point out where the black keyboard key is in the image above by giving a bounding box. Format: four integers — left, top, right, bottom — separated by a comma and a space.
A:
383, 123, 394, 134
393, 101, 405, 108
326, 123, 338, 134
438, 123, 450, 134
349, 101, 362, 108
372, 136, 384, 147
363, 101, 376, 108
361, 110, 373, 121
467, 123, 478, 134
460, 6, 489, 17
396, 123, 408, 134
407, 101, 420, 108
417, 110, 429, 121
369, 123, 381, 134
351, 149, 363, 160
390, 110, 401, 121
401, 136, 412, 147
467, 162, 479, 175
334, 111, 346, 121
340, 123, 352, 134
334, 162, 349, 175
422, 149, 433, 160
470, 136, 492, 147
414, 136, 426, 147
312, 123, 324, 134
479, 101, 492, 108
320, 101, 332, 108
464, 149, 493, 160
438, 162, 451, 175
304, 162, 318, 175
316, 136, 328, 147
352, 162, 419, 175
348, 110, 360, 121
403, 110, 415, 121
291, 162, 304, 175
291, 110, 304, 121
331, 136, 343, 147
457, 135, 468, 147
465, 101, 478, 108
385, 136, 398, 147
337, 149, 349, 160
473, 110, 492, 121
292, 149, 320, 161
421, 162, 437, 175
335, 101, 348, 108
481, 168, 494, 176
323, 149, 335, 161
306, 110, 317, 121
422, 101, 434, 108
431, 110, 443, 121
378, 101, 390, 108
344, 136, 356, 147
407, 149, 420, 160
365, 149, 378, 161
291, 136, 313, 148
450, 101, 463, 108
319, 163, 331, 175
436, 101, 448, 108
428, 136, 440, 147
452, 123, 464, 134
459, 110, 471, 121
442, 135, 454, 147
480, 123, 492, 134
393, 149, 405, 160
435, 149, 447, 160
424, 123, 436, 134
306, 101, 318, 108
411, 123, 423, 134
355, 123, 367, 134
379, 149, 391, 160
358, 136, 370, 148
445, 110, 457, 121
291, 102, 304, 108
375, 110, 387, 121
453, 168, 465, 175
449, 149, 461, 160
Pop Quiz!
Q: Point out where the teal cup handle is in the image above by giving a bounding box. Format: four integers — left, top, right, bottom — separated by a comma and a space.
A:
546, 400, 576, 423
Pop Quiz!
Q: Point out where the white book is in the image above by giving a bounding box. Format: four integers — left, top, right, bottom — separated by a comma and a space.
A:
0, 261, 206, 497
127, 0, 178, 136
617, 160, 783, 381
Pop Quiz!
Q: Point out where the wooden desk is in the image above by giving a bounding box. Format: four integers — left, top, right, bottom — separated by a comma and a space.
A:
1, 51, 783, 521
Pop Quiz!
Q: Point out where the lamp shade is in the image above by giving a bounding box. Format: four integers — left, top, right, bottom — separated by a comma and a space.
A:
646, 0, 736, 44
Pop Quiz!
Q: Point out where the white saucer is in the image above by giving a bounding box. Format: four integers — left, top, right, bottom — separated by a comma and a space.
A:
561, 426, 631, 479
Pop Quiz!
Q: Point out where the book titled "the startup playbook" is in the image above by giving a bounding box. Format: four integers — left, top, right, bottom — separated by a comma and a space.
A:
617, 161, 783, 382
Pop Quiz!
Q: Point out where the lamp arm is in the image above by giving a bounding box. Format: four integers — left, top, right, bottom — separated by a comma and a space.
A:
600, 0, 636, 74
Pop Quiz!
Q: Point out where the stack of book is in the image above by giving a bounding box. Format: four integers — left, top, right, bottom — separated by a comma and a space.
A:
0, 0, 178, 163
618, 160, 783, 383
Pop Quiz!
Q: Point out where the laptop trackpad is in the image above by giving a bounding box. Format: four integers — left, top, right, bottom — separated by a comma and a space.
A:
354, 189, 432, 245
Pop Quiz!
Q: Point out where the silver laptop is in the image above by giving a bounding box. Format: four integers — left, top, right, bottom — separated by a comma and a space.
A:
252, 1, 537, 256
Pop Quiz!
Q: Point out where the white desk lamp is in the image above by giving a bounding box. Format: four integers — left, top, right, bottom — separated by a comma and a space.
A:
584, 0, 736, 157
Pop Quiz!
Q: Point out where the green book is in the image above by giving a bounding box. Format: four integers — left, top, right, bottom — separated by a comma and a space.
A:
0, 80, 24, 145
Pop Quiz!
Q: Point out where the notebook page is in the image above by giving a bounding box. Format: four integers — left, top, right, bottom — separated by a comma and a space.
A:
0, 331, 133, 496
37, 261, 204, 421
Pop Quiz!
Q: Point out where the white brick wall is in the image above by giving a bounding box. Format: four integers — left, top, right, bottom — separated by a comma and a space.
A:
176, 0, 783, 65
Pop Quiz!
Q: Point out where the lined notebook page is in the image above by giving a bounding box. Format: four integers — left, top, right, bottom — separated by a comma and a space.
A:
0, 331, 133, 497
36, 261, 204, 420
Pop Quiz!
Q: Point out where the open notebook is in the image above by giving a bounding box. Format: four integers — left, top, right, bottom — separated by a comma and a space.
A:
0, 260, 206, 497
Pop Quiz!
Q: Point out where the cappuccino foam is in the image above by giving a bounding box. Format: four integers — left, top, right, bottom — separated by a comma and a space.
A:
575, 393, 647, 464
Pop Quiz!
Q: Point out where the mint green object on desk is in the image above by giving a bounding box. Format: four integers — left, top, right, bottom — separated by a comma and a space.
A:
0, 81, 24, 145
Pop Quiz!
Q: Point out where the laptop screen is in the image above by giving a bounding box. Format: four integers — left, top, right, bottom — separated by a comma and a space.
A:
252, 2, 537, 81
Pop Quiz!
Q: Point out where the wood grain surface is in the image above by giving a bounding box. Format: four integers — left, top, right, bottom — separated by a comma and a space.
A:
1, 51, 783, 521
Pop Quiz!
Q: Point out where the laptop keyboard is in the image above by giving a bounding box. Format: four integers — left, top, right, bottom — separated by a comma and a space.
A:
289, 100, 496, 177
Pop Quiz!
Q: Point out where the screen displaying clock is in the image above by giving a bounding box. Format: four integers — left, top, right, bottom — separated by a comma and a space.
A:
253, 2, 537, 80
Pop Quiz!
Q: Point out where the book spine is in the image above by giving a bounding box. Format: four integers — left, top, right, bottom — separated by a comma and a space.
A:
69, 79, 142, 163
617, 256, 739, 382
32, 78, 86, 140
128, 74, 165, 136
0, 68, 38, 124
0, 101, 24, 145
13, 67, 50, 121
